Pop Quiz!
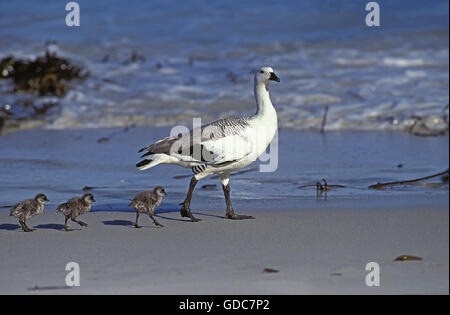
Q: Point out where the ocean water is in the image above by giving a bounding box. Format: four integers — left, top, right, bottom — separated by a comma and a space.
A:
0, 0, 449, 132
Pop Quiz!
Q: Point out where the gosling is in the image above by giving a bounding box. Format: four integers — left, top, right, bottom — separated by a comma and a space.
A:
10, 193, 49, 232
57, 193, 96, 231
129, 186, 166, 228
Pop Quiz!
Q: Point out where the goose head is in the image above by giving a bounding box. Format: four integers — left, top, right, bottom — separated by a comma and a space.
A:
255, 66, 280, 85
35, 193, 49, 204
154, 186, 167, 197
82, 193, 96, 204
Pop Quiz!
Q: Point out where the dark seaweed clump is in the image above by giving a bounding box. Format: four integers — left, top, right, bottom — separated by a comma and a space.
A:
0, 50, 88, 96
0, 49, 88, 133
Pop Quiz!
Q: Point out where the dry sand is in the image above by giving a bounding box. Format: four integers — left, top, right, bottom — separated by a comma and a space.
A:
0, 205, 448, 294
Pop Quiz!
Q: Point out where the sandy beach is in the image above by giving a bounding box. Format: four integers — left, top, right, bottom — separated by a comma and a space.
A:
0, 0, 448, 297
0, 127, 448, 294
0, 205, 448, 295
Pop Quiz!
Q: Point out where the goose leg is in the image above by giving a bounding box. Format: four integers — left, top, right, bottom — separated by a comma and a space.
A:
72, 218, 88, 227
179, 176, 201, 222
221, 176, 254, 220
148, 213, 164, 227
19, 220, 26, 232
64, 216, 73, 231
20, 220, 34, 232
135, 212, 142, 228
25, 220, 36, 231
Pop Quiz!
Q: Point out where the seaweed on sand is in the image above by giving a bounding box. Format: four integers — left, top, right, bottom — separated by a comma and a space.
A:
298, 178, 346, 191
368, 169, 449, 190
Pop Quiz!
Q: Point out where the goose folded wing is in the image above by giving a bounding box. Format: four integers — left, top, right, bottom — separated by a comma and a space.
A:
199, 133, 254, 167
138, 117, 254, 166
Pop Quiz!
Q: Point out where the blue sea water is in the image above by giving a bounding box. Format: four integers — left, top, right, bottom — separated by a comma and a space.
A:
0, 0, 448, 132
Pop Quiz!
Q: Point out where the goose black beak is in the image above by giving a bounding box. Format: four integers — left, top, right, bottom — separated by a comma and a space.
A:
269, 72, 280, 82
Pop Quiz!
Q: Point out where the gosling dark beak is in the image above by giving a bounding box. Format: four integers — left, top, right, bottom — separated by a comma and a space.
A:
92, 198, 96, 202
269, 72, 280, 82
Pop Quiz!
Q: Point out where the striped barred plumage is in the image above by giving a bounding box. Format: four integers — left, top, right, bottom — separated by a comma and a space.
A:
192, 164, 207, 174
202, 117, 251, 141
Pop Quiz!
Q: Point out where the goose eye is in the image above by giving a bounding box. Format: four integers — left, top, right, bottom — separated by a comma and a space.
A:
260, 70, 264, 74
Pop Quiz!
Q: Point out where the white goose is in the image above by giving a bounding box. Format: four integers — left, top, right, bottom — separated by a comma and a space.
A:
136, 66, 280, 221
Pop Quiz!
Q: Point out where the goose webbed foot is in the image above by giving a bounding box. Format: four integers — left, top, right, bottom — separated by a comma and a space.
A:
179, 202, 201, 222
226, 213, 255, 220
71, 218, 88, 227
222, 184, 255, 220
76, 220, 88, 227
20, 221, 34, 232
148, 214, 164, 227
134, 224, 142, 229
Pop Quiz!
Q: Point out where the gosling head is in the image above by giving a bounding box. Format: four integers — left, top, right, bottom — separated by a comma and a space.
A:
255, 66, 280, 85
82, 193, 96, 204
154, 186, 167, 197
35, 193, 49, 204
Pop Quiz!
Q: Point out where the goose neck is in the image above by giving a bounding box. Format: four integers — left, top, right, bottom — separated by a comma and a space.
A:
254, 81, 274, 117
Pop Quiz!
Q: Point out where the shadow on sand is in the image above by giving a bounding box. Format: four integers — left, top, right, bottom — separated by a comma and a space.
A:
0, 224, 20, 231
102, 220, 162, 229
102, 220, 134, 227
98, 203, 226, 225
154, 210, 225, 222
34, 224, 65, 231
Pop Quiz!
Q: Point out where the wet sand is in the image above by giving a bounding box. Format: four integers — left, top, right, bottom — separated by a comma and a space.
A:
0, 127, 448, 294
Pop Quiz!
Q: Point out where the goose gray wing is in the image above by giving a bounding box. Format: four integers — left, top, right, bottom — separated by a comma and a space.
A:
138, 116, 253, 166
